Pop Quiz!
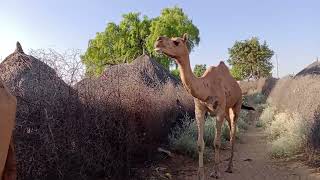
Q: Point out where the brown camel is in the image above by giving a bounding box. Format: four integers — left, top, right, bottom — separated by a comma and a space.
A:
0, 78, 17, 180
154, 34, 254, 179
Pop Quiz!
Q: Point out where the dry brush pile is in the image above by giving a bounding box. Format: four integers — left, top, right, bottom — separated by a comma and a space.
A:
0, 43, 81, 180
238, 77, 278, 96
0, 43, 194, 180
258, 61, 320, 162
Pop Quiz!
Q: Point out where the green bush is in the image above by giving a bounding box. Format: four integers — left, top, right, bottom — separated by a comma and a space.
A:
243, 92, 266, 105
252, 93, 267, 104
257, 105, 276, 128
261, 109, 310, 158
170, 69, 180, 79
169, 111, 249, 158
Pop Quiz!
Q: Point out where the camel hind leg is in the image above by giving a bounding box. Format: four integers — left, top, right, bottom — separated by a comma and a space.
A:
210, 112, 224, 179
195, 100, 206, 180
225, 101, 241, 173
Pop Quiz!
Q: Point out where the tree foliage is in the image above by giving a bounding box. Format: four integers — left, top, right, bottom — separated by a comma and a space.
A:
81, 13, 150, 76
81, 7, 200, 76
146, 6, 200, 69
170, 69, 180, 79
193, 64, 206, 77
227, 37, 274, 80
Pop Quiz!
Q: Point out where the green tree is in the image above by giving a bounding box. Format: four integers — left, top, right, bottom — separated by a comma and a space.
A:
81, 13, 151, 76
170, 69, 180, 79
82, 7, 200, 76
228, 37, 274, 80
193, 64, 206, 77
147, 6, 200, 69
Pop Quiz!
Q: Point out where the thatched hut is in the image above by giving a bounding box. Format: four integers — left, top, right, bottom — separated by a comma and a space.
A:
0, 44, 194, 179
75, 55, 194, 160
0, 42, 80, 180
295, 60, 320, 77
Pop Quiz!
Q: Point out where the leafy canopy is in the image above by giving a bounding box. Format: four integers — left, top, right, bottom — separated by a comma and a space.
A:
147, 6, 200, 69
82, 7, 200, 76
193, 64, 206, 77
81, 13, 150, 76
227, 37, 274, 80
170, 69, 180, 79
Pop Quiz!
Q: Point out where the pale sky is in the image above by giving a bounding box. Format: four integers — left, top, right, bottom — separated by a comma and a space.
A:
1, 0, 319, 77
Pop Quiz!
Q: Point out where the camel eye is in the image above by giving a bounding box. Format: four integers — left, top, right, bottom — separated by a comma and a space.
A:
173, 40, 180, 46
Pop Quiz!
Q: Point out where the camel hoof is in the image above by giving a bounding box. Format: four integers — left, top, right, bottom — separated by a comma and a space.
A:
225, 167, 233, 173
210, 171, 220, 179
198, 167, 205, 180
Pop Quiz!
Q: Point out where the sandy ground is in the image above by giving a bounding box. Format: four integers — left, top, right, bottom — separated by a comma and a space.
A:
141, 124, 320, 180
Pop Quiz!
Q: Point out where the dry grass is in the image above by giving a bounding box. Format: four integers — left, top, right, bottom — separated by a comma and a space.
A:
168, 109, 251, 159
238, 77, 278, 96
260, 75, 320, 160
257, 105, 276, 128
264, 112, 309, 158
268, 75, 320, 121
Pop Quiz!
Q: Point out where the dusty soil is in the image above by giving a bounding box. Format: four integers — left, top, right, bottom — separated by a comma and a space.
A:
140, 124, 320, 180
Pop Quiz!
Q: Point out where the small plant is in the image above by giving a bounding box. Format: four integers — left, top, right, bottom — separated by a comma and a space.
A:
256, 121, 264, 128
258, 105, 276, 128
252, 93, 267, 104
169, 114, 198, 157
266, 112, 291, 140
270, 135, 301, 158
243, 92, 266, 105
169, 111, 249, 158
265, 111, 310, 158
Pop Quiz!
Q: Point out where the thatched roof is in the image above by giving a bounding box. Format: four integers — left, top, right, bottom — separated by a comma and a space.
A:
0, 42, 80, 179
0, 43, 193, 179
128, 55, 179, 86
295, 61, 320, 77
0, 42, 77, 109
77, 55, 192, 129
75, 54, 194, 160
77, 55, 179, 88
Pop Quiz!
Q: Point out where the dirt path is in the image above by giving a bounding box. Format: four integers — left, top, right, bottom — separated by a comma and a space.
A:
143, 124, 320, 180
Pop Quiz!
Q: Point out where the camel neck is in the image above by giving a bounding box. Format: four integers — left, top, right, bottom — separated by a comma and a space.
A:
177, 55, 205, 100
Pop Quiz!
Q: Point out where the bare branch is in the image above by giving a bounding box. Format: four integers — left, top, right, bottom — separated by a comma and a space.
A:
28, 48, 85, 86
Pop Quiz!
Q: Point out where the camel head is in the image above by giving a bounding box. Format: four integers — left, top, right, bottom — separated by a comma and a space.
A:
154, 33, 189, 63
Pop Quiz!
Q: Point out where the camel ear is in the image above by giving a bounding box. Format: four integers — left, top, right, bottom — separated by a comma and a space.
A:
182, 33, 188, 42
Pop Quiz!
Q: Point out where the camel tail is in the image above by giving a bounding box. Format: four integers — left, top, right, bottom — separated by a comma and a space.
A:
241, 104, 255, 111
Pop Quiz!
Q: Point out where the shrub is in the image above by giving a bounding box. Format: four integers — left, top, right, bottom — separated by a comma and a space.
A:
252, 93, 267, 104
266, 75, 320, 160
168, 114, 198, 157
265, 111, 310, 158
266, 112, 290, 140
271, 135, 302, 158
258, 105, 276, 128
243, 92, 266, 105
309, 110, 320, 150
169, 111, 249, 158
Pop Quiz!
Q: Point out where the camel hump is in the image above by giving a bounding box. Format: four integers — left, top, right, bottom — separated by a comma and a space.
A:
218, 61, 229, 72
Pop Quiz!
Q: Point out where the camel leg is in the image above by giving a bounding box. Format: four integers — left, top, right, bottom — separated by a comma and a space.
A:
225, 110, 232, 141
226, 103, 241, 173
195, 102, 206, 180
210, 113, 224, 179
223, 110, 231, 161
226, 110, 238, 173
